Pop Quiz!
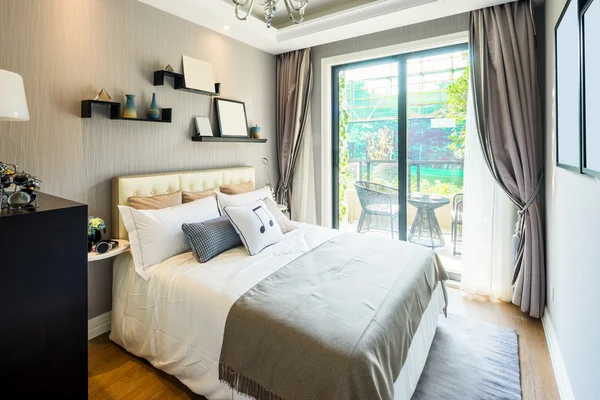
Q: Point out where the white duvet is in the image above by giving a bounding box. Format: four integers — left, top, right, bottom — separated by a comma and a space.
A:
110, 223, 445, 400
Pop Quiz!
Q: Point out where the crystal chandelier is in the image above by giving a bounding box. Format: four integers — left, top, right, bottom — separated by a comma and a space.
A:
232, 0, 308, 28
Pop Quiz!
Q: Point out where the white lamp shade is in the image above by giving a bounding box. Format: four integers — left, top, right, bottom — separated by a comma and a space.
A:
0, 69, 29, 121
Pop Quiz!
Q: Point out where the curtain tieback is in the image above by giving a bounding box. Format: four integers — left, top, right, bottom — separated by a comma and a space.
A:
514, 170, 544, 238
279, 187, 290, 205
511, 170, 544, 267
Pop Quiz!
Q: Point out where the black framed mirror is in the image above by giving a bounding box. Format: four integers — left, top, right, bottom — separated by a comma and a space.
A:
555, 0, 582, 172
581, 0, 600, 177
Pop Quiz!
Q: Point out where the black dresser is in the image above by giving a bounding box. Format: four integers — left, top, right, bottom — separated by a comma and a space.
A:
0, 193, 87, 396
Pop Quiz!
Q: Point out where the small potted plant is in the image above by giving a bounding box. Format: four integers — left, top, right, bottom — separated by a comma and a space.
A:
88, 216, 106, 252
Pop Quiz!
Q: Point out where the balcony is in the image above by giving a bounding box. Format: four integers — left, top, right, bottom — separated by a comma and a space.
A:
340, 158, 463, 274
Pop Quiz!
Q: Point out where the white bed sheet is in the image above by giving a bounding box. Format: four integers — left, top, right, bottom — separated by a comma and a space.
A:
110, 223, 445, 400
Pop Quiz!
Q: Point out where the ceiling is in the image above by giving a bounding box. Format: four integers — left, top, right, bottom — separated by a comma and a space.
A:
139, 0, 519, 55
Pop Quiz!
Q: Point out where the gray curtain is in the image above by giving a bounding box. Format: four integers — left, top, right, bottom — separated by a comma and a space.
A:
470, 1, 545, 318
275, 48, 313, 212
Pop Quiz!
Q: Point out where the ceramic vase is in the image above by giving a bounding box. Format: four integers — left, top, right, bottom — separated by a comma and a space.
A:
250, 125, 261, 139
123, 94, 137, 119
88, 230, 102, 252
147, 93, 160, 120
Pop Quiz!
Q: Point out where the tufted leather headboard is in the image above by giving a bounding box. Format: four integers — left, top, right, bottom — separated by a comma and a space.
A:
111, 167, 255, 239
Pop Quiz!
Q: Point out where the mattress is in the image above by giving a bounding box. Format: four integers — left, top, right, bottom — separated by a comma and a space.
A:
110, 223, 445, 400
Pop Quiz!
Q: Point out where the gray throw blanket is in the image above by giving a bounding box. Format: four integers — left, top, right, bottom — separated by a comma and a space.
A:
219, 233, 448, 400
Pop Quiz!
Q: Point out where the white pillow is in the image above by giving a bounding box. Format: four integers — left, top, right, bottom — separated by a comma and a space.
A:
118, 196, 220, 280
223, 200, 284, 256
217, 186, 273, 212
262, 196, 295, 234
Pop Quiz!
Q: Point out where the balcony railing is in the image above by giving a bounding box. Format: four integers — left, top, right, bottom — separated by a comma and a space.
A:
348, 159, 464, 193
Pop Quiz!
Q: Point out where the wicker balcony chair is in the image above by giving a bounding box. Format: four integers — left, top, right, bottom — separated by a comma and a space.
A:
354, 181, 399, 239
451, 193, 464, 256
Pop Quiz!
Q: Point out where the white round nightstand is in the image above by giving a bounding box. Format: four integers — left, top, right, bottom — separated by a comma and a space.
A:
88, 239, 130, 262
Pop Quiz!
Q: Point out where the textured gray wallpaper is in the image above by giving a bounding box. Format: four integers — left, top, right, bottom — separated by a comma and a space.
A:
0, 0, 277, 318
310, 13, 470, 223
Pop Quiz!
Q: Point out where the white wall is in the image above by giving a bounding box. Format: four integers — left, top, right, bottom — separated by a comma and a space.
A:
544, 1, 600, 399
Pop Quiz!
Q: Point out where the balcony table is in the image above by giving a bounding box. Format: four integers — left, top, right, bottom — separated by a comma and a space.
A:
407, 194, 450, 249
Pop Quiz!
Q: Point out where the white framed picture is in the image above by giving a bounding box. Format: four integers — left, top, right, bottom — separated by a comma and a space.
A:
182, 55, 216, 93
195, 117, 213, 137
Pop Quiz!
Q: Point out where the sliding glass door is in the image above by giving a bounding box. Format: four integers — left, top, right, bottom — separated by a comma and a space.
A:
332, 57, 404, 237
332, 43, 468, 261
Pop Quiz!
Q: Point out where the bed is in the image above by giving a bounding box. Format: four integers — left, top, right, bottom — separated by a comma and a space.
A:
109, 167, 448, 400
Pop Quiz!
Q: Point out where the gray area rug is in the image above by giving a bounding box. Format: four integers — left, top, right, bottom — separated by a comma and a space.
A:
412, 314, 521, 400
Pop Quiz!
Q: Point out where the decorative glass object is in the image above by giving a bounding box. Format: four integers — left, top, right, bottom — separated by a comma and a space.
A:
0, 162, 40, 210
147, 93, 160, 120
7, 191, 30, 208
123, 94, 137, 119
93, 88, 112, 102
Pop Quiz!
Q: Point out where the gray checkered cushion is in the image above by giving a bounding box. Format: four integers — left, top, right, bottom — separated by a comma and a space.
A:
182, 216, 243, 263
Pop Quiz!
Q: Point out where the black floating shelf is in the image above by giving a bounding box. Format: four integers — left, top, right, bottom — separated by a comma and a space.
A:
191, 136, 267, 143
154, 70, 220, 97
81, 100, 121, 119
81, 100, 172, 123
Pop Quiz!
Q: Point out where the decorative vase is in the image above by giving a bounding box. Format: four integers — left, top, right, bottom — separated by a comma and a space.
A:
123, 94, 137, 119
88, 230, 102, 252
250, 125, 261, 139
147, 93, 160, 120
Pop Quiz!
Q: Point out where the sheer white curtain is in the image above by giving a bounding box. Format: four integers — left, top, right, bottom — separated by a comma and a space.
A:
460, 87, 516, 301
291, 108, 317, 224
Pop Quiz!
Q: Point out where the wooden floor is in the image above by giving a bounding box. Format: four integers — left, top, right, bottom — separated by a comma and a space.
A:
88, 288, 559, 400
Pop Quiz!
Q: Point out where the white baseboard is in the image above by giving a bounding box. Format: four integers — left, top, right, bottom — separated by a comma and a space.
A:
542, 307, 574, 400
88, 311, 112, 340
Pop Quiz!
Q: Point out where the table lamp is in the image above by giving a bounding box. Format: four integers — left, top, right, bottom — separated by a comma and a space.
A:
0, 69, 30, 210
0, 69, 30, 122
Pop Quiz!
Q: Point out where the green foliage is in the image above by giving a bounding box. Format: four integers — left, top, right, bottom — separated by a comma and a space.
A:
347, 118, 459, 162
438, 67, 469, 159
369, 164, 399, 187
347, 120, 398, 160
338, 62, 468, 209
338, 75, 351, 221
366, 164, 461, 197
411, 179, 462, 196
366, 126, 394, 161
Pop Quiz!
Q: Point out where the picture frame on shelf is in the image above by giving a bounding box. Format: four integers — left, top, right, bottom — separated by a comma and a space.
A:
194, 116, 214, 137
182, 55, 216, 93
581, 0, 600, 177
554, 0, 581, 172
214, 98, 249, 138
